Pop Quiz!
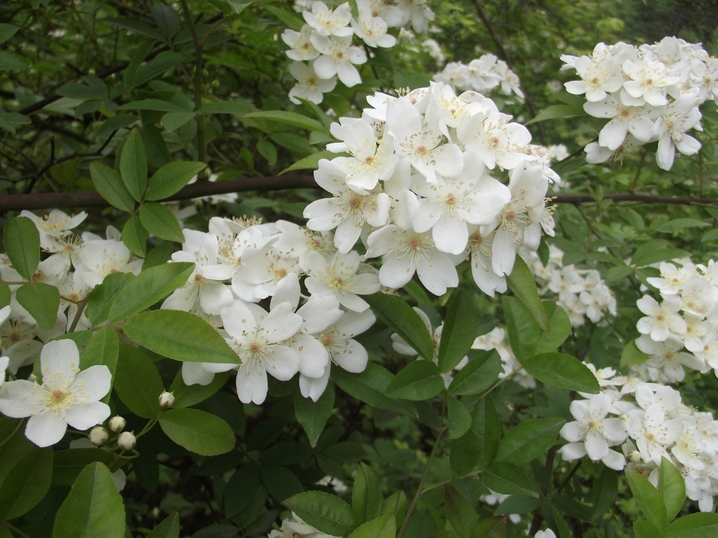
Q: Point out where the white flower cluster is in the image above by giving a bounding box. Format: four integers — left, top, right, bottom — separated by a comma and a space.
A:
282, 0, 434, 104
304, 82, 557, 297
433, 54, 524, 99
472, 326, 536, 389
522, 245, 617, 327
632, 259, 718, 383
268, 511, 338, 538
559, 366, 718, 512
161, 217, 377, 404
561, 37, 718, 170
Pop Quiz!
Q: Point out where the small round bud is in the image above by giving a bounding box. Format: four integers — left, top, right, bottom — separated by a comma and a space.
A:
88, 68, 95, 76
158, 391, 175, 409
117, 431, 136, 451
619, 414, 628, 421
89, 426, 109, 446
628, 450, 642, 464
108, 415, 126, 433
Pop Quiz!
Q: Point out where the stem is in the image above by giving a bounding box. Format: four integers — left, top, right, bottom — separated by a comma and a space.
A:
0, 419, 23, 448
68, 298, 88, 333
397, 396, 447, 538
180, 0, 206, 165
628, 148, 647, 193
3, 523, 32, 538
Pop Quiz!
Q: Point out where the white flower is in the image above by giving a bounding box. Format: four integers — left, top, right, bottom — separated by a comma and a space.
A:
583, 95, 657, 150
282, 26, 320, 61
305, 251, 380, 312
288, 61, 337, 105
654, 93, 702, 170
0, 340, 111, 447
636, 295, 686, 341
564, 55, 624, 101
311, 35, 366, 87
303, 2, 353, 37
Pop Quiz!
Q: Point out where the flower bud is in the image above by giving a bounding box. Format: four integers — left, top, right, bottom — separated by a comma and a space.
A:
117, 431, 136, 451
108, 415, 126, 433
89, 426, 109, 446
158, 391, 175, 409
628, 450, 642, 463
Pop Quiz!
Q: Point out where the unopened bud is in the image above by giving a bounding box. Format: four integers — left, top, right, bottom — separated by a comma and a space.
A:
89, 426, 109, 446
158, 391, 175, 409
619, 414, 628, 421
117, 431, 136, 451
108, 415, 126, 433
628, 450, 641, 463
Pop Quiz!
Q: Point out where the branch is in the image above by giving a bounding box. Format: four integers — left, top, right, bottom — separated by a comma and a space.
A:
552, 193, 718, 206
0, 174, 318, 211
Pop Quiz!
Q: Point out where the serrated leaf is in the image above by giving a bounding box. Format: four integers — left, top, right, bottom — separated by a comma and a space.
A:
242, 110, 326, 132
352, 463, 382, 525
122, 215, 148, 257
133, 51, 194, 88
438, 289, 479, 373
535, 303, 572, 354
620, 339, 650, 367
146, 513, 180, 538
632, 248, 691, 267
85, 272, 135, 325
51, 449, 113, 486
506, 256, 550, 331
664, 513, 718, 537
159, 408, 235, 456
0, 52, 27, 71
113, 344, 164, 418
52, 462, 125, 538
89, 162, 135, 212
482, 462, 538, 498
3, 216, 40, 280
16, 283, 59, 330
472, 397, 500, 469
385, 360, 444, 400
0, 442, 52, 520
162, 111, 195, 132
444, 485, 478, 538
123, 310, 239, 364
196, 100, 254, 116
447, 397, 472, 440
139, 202, 184, 242
108, 261, 193, 322
256, 139, 277, 165
151, 4, 180, 37
260, 464, 303, 502
494, 418, 565, 464
332, 364, 413, 415
283, 491, 354, 536
448, 350, 502, 396
523, 353, 600, 393
80, 328, 119, 381
120, 129, 147, 201
295, 384, 334, 448
146, 161, 207, 200
660, 457, 686, 522
0, 23, 19, 44
525, 104, 585, 125
450, 430, 480, 477
262, 5, 305, 31
363, 293, 434, 360
280, 150, 336, 174
347, 513, 395, 538
118, 99, 189, 113
626, 471, 667, 530
170, 370, 229, 409
502, 295, 541, 362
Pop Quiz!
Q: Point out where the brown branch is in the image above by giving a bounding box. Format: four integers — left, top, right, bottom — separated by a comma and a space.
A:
0, 175, 317, 211
552, 193, 718, 205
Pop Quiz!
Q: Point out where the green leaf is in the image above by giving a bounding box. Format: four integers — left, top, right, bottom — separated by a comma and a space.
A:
0, 283, 10, 308
146, 161, 207, 200
146, 513, 180, 538
52, 462, 126, 538
495, 495, 540, 515
447, 396, 472, 440
51, 449, 113, 486
632, 248, 691, 267
150, 4, 180, 37
123, 41, 155, 92
143, 243, 174, 270
57, 82, 105, 100
170, 370, 229, 409
471, 397, 500, 469
108, 261, 194, 322
525, 104, 585, 125
438, 289, 479, 373
139, 202, 184, 242
16, 283, 59, 330
380, 490, 407, 527
506, 256, 550, 331
444, 485, 478, 538
535, 303, 572, 354
626, 471, 667, 530
494, 418, 565, 464
122, 215, 148, 257
80, 328, 119, 386
0, 51, 27, 71
352, 463, 383, 524
363, 293, 434, 360
634, 520, 661, 538
262, 5, 305, 31
664, 513, 718, 537
118, 99, 190, 113
591, 467, 618, 521
620, 339, 650, 367
523, 353, 600, 393
0, 441, 53, 519
133, 51, 194, 88
348, 513, 395, 538
295, 383, 334, 448
90, 162, 135, 212
120, 129, 148, 201
162, 111, 195, 132
385, 360, 444, 401
280, 150, 336, 174
450, 429, 480, 477
482, 462, 538, 498
242, 110, 326, 132
474, 516, 508, 538
159, 408, 235, 456
260, 464, 303, 502
448, 350, 502, 396
195, 100, 254, 116
256, 140, 277, 165
660, 457, 686, 522
3, 216, 40, 280
85, 272, 134, 325
332, 364, 413, 415
502, 296, 541, 362
113, 344, 164, 419
656, 218, 710, 232
283, 491, 354, 536
123, 310, 239, 364
0, 23, 20, 44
